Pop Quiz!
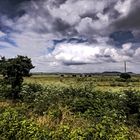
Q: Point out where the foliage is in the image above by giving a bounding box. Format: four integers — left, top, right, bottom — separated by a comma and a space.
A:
124, 90, 140, 114
0, 55, 34, 99
0, 107, 49, 140
0, 80, 11, 99
121, 89, 140, 125
94, 116, 129, 140
120, 73, 131, 81
19, 83, 131, 138
20, 83, 44, 103
49, 125, 95, 140
1, 75, 140, 139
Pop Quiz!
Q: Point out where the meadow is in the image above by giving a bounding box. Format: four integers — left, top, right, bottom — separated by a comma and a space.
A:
25, 74, 140, 92
0, 74, 140, 139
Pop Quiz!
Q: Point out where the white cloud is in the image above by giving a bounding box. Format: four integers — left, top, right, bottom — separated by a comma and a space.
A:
134, 47, 140, 57
0, 31, 6, 37
76, 13, 109, 35
47, 0, 106, 26
29, 41, 140, 73
115, 0, 132, 17
52, 42, 136, 64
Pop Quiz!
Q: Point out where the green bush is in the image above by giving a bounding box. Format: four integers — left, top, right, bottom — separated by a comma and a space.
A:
50, 125, 70, 140
94, 116, 129, 140
0, 107, 49, 140
121, 89, 140, 125
49, 125, 94, 140
124, 90, 140, 114
69, 127, 94, 140
20, 83, 44, 102
0, 80, 12, 99
49, 120, 129, 140
0, 82, 135, 139
120, 73, 131, 81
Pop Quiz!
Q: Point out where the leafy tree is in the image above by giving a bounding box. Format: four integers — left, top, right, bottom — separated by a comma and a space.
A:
120, 73, 131, 81
0, 55, 34, 99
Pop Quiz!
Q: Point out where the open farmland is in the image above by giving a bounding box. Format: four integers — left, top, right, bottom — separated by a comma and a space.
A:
25, 74, 140, 92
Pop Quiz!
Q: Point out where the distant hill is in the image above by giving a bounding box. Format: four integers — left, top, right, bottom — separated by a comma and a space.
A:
32, 71, 135, 76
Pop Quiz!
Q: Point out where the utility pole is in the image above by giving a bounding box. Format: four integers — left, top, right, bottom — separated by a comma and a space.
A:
124, 61, 126, 73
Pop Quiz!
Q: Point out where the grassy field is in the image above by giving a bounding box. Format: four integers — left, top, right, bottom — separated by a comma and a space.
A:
24, 74, 140, 92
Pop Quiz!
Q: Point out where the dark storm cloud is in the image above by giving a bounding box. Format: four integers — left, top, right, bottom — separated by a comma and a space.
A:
0, 0, 137, 37
104, 7, 120, 19
0, 0, 67, 19
80, 13, 99, 20
0, 0, 138, 44
50, 0, 67, 7
0, 0, 117, 38
63, 61, 89, 66
113, 1, 140, 30
0, 0, 31, 18
53, 18, 71, 32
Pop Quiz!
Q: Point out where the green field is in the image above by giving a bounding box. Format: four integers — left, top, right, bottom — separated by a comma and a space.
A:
25, 74, 140, 92
1, 74, 140, 139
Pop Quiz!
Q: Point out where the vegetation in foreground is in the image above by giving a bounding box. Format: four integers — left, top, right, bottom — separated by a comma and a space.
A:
0, 56, 140, 139
0, 80, 140, 139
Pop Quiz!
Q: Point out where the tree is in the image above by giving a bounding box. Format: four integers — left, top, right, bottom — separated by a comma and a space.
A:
0, 55, 34, 99
120, 73, 131, 81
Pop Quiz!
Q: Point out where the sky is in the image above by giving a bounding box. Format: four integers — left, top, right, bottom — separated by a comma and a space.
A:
0, 0, 140, 73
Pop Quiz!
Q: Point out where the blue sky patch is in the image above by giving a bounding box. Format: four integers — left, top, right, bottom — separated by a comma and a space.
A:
110, 31, 136, 46
53, 37, 87, 46
0, 35, 17, 47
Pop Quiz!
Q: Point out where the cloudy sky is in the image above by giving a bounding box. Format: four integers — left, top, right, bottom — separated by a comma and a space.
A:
0, 0, 140, 73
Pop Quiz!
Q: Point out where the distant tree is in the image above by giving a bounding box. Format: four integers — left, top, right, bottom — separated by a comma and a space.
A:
61, 74, 64, 77
120, 73, 131, 81
72, 75, 76, 77
0, 55, 34, 99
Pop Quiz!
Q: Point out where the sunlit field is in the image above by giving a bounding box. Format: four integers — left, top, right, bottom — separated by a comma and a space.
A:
25, 74, 140, 92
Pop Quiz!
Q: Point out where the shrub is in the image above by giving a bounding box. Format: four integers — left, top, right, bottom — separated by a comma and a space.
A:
0, 107, 49, 140
120, 73, 131, 81
20, 83, 44, 103
121, 89, 140, 125
124, 90, 140, 114
69, 127, 94, 140
94, 116, 129, 140
0, 80, 12, 99
49, 125, 70, 140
